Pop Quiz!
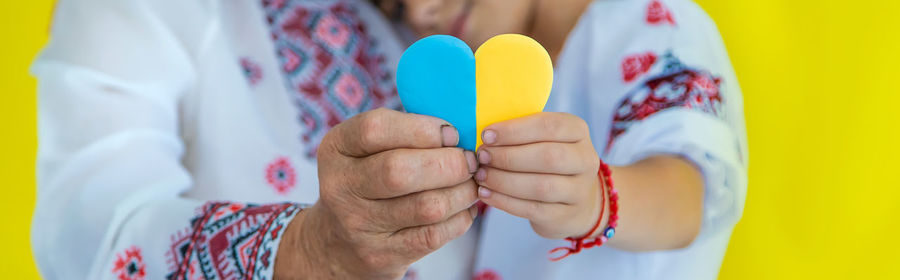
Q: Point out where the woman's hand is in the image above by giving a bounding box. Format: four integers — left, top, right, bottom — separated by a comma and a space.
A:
475, 112, 605, 240
275, 108, 479, 280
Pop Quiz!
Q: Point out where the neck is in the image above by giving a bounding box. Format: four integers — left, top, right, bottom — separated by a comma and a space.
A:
527, 0, 593, 63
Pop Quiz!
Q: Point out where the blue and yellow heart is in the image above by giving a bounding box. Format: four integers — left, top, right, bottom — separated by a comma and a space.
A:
397, 34, 553, 151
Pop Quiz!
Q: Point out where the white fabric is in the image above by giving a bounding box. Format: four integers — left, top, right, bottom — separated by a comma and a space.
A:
31, 0, 746, 279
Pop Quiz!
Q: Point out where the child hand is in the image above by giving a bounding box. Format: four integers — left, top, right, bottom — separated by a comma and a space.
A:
475, 112, 605, 239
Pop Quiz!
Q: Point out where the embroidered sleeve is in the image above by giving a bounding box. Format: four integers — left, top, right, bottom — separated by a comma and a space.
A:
606, 52, 746, 240
167, 202, 303, 280
96, 201, 304, 280
32, 0, 309, 279
608, 52, 724, 151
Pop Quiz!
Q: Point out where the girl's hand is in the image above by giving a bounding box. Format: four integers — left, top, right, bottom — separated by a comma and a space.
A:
475, 112, 605, 239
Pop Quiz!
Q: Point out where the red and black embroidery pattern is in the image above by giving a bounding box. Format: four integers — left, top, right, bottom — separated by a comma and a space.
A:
262, 0, 400, 158
113, 246, 146, 280
166, 202, 301, 280
609, 52, 723, 150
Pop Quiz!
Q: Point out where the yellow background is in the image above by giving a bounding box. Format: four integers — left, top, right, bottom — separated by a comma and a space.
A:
2, 0, 898, 278
2, 1, 52, 278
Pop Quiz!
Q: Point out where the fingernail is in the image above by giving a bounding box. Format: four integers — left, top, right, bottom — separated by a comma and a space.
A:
465, 151, 477, 174
477, 149, 491, 164
482, 130, 497, 145
478, 186, 492, 198
469, 205, 478, 218
475, 168, 486, 182
441, 125, 459, 147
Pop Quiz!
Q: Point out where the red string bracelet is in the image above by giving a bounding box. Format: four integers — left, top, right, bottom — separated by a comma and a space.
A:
549, 159, 618, 261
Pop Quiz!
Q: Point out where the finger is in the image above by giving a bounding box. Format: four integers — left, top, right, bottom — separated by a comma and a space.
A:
474, 167, 578, 204
357, 148, 476, 199
477, 142, 589, 175
477, 186, 564, 223
392, 205, 478, 259
373, 180, 478, 229
325, 108, 459, 157
481, 112, 588, 146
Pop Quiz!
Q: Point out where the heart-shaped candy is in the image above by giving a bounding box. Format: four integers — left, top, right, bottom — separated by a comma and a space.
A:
475, 34, 553, 148
397, 34, 553, 150
397, 35, 477, 150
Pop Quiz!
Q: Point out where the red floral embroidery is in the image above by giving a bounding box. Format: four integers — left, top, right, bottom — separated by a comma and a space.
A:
473, 269, 502, 280
608, 53, 723, 151
112, 246, 146, 280
622, 52, 658, 83
647, 0, 676, 25
266, 157, 297, 195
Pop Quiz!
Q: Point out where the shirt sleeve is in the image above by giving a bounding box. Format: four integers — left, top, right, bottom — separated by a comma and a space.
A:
602, 0, 749, 242
607, 108, 747, 241
31, 0, 302, 279
604, 55, 748, 243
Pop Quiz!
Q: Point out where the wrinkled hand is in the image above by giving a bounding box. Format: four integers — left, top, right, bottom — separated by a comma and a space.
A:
475, 112, 604, 239
276, 108, 479, 280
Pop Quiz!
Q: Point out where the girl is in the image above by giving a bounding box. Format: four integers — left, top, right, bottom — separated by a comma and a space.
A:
32, 0, 745, 279
376, 0, 747, 279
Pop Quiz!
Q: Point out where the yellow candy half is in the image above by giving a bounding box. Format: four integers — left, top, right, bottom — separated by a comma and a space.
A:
475, 34, 554, 149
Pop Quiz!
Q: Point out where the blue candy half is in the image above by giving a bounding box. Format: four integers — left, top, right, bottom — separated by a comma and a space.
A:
397, 35, 477, 150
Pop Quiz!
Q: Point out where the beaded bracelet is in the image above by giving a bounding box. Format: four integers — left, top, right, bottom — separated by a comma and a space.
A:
549, 160, 619, 261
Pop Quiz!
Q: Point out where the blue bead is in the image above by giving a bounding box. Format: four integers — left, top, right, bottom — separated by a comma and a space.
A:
604, 228, 615, 239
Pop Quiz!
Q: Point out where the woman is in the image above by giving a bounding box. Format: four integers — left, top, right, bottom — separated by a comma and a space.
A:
32, 0, 746, 279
